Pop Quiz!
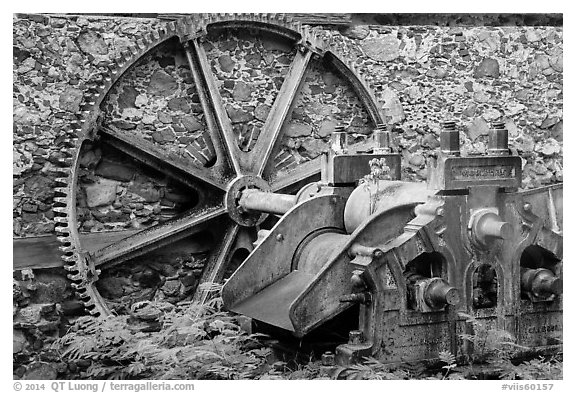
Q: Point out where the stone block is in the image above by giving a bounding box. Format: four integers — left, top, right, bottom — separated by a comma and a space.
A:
85, 179, 118, 207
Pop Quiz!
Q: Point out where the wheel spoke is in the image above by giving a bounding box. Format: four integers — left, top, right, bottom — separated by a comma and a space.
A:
184, 39, 243, 175
193, 222, 240, 304
100, 126, 227, 191
92, 205, 227, 269
270, 156, 322, 192
248, 49, 313, 176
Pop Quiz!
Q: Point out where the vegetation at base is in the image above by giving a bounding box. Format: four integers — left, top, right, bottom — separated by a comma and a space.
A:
51, 288, 562, 380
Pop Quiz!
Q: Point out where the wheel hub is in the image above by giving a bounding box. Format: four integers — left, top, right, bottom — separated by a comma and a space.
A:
225, 175, 271, 227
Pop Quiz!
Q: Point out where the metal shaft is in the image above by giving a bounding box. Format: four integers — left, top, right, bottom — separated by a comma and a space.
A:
238, 189, 297, 215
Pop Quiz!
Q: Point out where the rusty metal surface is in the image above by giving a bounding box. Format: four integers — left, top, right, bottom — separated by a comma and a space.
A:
238, 190, 297, 215
321, 153, 402, 186
226, 121, 562, 365
343, 180, 431, 233
13, 230, 137, 270
428, 154, 522, 191
222, 193, 348, 327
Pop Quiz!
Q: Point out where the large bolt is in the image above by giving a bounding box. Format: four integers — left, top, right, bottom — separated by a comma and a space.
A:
339, 292, 371, 305
349, 330, 364, 345
478, 214, 513, 240
440, 120, 460, 156
373, 123, 392, 153
424, 278, 461, 308
521, 268, 562, 298
350, 270, 366, 289
471, 210, 513, 247
321, 351, 335, 366
330, 126, 348, 154
488, 121, 509, 156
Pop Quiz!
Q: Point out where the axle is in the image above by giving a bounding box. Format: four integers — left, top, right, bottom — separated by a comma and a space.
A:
238, 189, 297, 215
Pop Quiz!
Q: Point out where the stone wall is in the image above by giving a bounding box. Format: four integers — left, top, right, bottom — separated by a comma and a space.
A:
13, 14, 563, 237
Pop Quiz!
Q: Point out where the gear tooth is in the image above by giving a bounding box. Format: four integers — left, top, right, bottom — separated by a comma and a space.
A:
56, 239, 72, 247
59, 245, 74, 253
62, 256, 77, 264
53, 197, 69, 204
49, 167, 69, 176
54, 217, 69, 224
58, 245, 74, 254
53, 206, 68, 214
54, 183, 69, 191
70, 282, 82, 290
68, 273, 82, 282
55, 226, 70, 235
56, 157, 74, 166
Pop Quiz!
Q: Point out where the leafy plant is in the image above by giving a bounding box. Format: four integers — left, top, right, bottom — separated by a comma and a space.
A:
439, 350, 457, 380
335, 357, 410, 380
52, 284, 270, 380
360, 158, 393, 213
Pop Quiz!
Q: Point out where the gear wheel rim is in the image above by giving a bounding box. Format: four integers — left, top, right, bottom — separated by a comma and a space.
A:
53, 13, 386, 317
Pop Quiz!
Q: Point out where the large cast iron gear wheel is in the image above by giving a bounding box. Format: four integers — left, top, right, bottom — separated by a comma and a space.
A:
53, 13, 386, 317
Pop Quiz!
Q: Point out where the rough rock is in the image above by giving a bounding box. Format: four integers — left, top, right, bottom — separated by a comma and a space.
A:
525, 29, 541, 42
361, 36, 400, 62
160, 279, 182, 297
95, 160, 135, 182
118, 86, 138, 109
129, 182, 161, 202
343, 25, 370, 40
467, 118, 490, 141
226, 106, 254, 123
380, 88, 405, 123
218, 54, 235, 72
76, 30, 108, 55
232, 81, 254, 102
421, 134, 441, 149
474, 58, 500, 78
254, 104, 271, 122
550, 54, 563, 72
318, 119, 338, 138
551, 120, 563, 141
181, 115, 202, 132
285, 122, 312, 137
514, 135, 535, 153
147, 70, 178, 97
168, 97, 191, 113
17, 57, 36, 74
135, 93, 148, 107
14, 106, 42, 126
59, 87, 83, 112
79, 148, 102, 169
152, 129, 176, 144
13, 329, 27, 354
66, 53, 84, 74
300, 138, 328, 159
22, 362, 58, 380
536, 138, 561, 156
85, 180, 118, 207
